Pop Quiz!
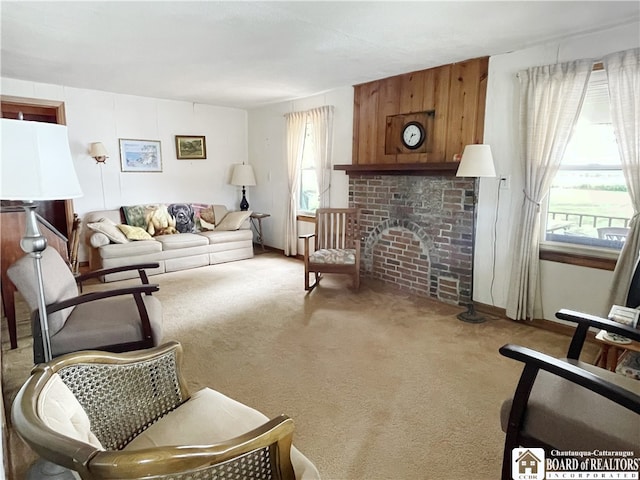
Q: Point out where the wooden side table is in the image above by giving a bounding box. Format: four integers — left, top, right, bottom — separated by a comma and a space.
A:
593, 329, 640, 372
250, 213, 270, 251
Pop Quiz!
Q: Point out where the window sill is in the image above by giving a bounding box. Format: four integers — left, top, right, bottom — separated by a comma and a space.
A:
297, 214, 315, 223
539, 242, 619, 270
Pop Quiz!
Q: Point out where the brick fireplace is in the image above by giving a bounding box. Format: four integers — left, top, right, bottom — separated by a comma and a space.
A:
349, 174, 475, 305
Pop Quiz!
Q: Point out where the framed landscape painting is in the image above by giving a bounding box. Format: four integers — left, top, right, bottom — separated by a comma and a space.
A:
119, 139, 162, 172
175, 135, 207, 160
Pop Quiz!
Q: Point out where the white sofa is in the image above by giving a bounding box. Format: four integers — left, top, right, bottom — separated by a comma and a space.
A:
84, 207, 254, 282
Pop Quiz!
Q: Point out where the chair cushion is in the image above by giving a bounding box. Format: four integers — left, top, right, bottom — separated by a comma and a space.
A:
8, 247, 77, 336
310, 248, 356, 265
500, 359, 640, 452
50, 295, 163, 356
38, 373, 103, 449
124, 387, 320, 479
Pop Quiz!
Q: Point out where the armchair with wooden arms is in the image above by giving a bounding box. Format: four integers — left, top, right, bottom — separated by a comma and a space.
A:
299, 208, 361, 291
12, 341, 320, 479
499, 310, 640, 479
7, 246, 163, 363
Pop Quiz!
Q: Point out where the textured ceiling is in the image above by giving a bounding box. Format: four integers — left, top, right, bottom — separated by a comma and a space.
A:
1, 1, 639, 109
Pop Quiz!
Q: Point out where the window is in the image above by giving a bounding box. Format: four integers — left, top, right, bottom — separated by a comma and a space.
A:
543, 69, 632, 251
299, 120, 319, 214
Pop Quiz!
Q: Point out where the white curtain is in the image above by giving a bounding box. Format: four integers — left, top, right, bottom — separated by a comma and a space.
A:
604, 48, 640, 306
284, 111, 307, 256
308, 106, 334, 208
506, 60, 592, 320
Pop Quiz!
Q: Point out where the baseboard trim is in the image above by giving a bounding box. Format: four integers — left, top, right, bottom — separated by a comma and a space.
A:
473, 301, 598, 341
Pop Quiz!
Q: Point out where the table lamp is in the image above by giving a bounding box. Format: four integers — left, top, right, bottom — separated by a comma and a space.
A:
230, 163, 257, 211
1, 118, 83, 362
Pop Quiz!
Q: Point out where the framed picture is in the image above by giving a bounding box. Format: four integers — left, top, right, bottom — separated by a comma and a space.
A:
119, 139, 162, 172
175, 135, 207, 160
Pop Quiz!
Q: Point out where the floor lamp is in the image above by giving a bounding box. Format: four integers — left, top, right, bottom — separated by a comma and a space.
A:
230, 163, 257, 211
1, 118, 83, 362
455, 144, 496, 323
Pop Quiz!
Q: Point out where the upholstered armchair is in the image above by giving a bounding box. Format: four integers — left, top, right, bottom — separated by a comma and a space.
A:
8, 246, 163, 363
12, 341, 320, 479
300, 208, 361, 291
499, 309, 640, 479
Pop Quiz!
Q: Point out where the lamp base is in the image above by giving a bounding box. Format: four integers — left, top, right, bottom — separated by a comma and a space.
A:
240, 186, 249, 211
457, 304, 486, 324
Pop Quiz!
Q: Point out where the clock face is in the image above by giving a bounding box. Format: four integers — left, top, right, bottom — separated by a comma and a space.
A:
401, 122, 425, 149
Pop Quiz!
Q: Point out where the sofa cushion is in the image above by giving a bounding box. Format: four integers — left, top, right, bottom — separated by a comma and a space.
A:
123, 387, 320, 479
198, 229, 253, 245
99, 240, 162, 259
87, 218, 129, 244
216, 211, 252, 231
155, 233, 209, 250
118, 224, 154, 241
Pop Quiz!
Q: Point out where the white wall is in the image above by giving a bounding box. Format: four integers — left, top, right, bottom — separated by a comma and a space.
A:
479, 21, 640, 319
2, 77, 249, 262
247, 86, 354, 252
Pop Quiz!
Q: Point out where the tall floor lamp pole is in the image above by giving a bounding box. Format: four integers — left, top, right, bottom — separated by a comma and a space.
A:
455, 144, 496, 324
1, 118, 83, 363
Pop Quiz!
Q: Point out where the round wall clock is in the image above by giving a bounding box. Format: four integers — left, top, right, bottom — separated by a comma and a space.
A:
401, 121, 426, 150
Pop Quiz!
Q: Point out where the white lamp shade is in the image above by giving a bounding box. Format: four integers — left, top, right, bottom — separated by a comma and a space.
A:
1, 119, 83, 200
89, 142, 109, 157
456, 144, 496, 178
230, 164, 257, 186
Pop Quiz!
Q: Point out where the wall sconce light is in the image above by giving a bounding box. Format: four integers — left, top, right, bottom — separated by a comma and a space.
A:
89, 142, 109, 163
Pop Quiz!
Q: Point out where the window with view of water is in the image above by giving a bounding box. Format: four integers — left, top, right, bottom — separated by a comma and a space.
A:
299, 121, 319, 214
544, 69, 632, 250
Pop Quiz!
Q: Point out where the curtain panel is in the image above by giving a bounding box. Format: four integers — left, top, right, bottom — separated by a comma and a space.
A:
284, 111, 307, 256
604, 48, 640, 307
506, 59, 592, 321
308, 106, 334, 208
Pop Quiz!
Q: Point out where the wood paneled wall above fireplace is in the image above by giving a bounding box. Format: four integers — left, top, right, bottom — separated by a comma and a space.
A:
352, 56, 489, 167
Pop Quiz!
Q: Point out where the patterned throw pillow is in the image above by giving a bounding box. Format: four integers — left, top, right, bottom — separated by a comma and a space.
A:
191, 203, 214, 231
167, 203, 196, 233
121, 205, 148, 228
145, 205, 178, 236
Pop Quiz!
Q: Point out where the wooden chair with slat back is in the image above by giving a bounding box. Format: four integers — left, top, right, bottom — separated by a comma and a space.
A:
300, 208, 361, 291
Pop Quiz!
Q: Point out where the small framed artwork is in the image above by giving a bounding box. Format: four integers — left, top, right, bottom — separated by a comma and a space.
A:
175, 135, 207, 160
119, 139, 162, 172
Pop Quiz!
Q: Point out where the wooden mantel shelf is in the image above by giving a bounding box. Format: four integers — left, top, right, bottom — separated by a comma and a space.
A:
333, 162, 460, 176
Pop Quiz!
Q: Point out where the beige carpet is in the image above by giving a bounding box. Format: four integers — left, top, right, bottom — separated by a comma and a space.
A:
2, 252, 597, 479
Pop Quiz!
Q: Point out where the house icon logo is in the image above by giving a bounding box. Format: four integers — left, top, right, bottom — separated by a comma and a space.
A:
511, 448, 545, 480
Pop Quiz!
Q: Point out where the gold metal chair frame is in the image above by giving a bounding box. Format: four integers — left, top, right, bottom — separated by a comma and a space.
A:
12, 341, 296, 480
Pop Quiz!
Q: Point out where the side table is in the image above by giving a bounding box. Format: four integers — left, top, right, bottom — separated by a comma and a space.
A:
593, 329, 640, 372
250, 212, 270, 251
